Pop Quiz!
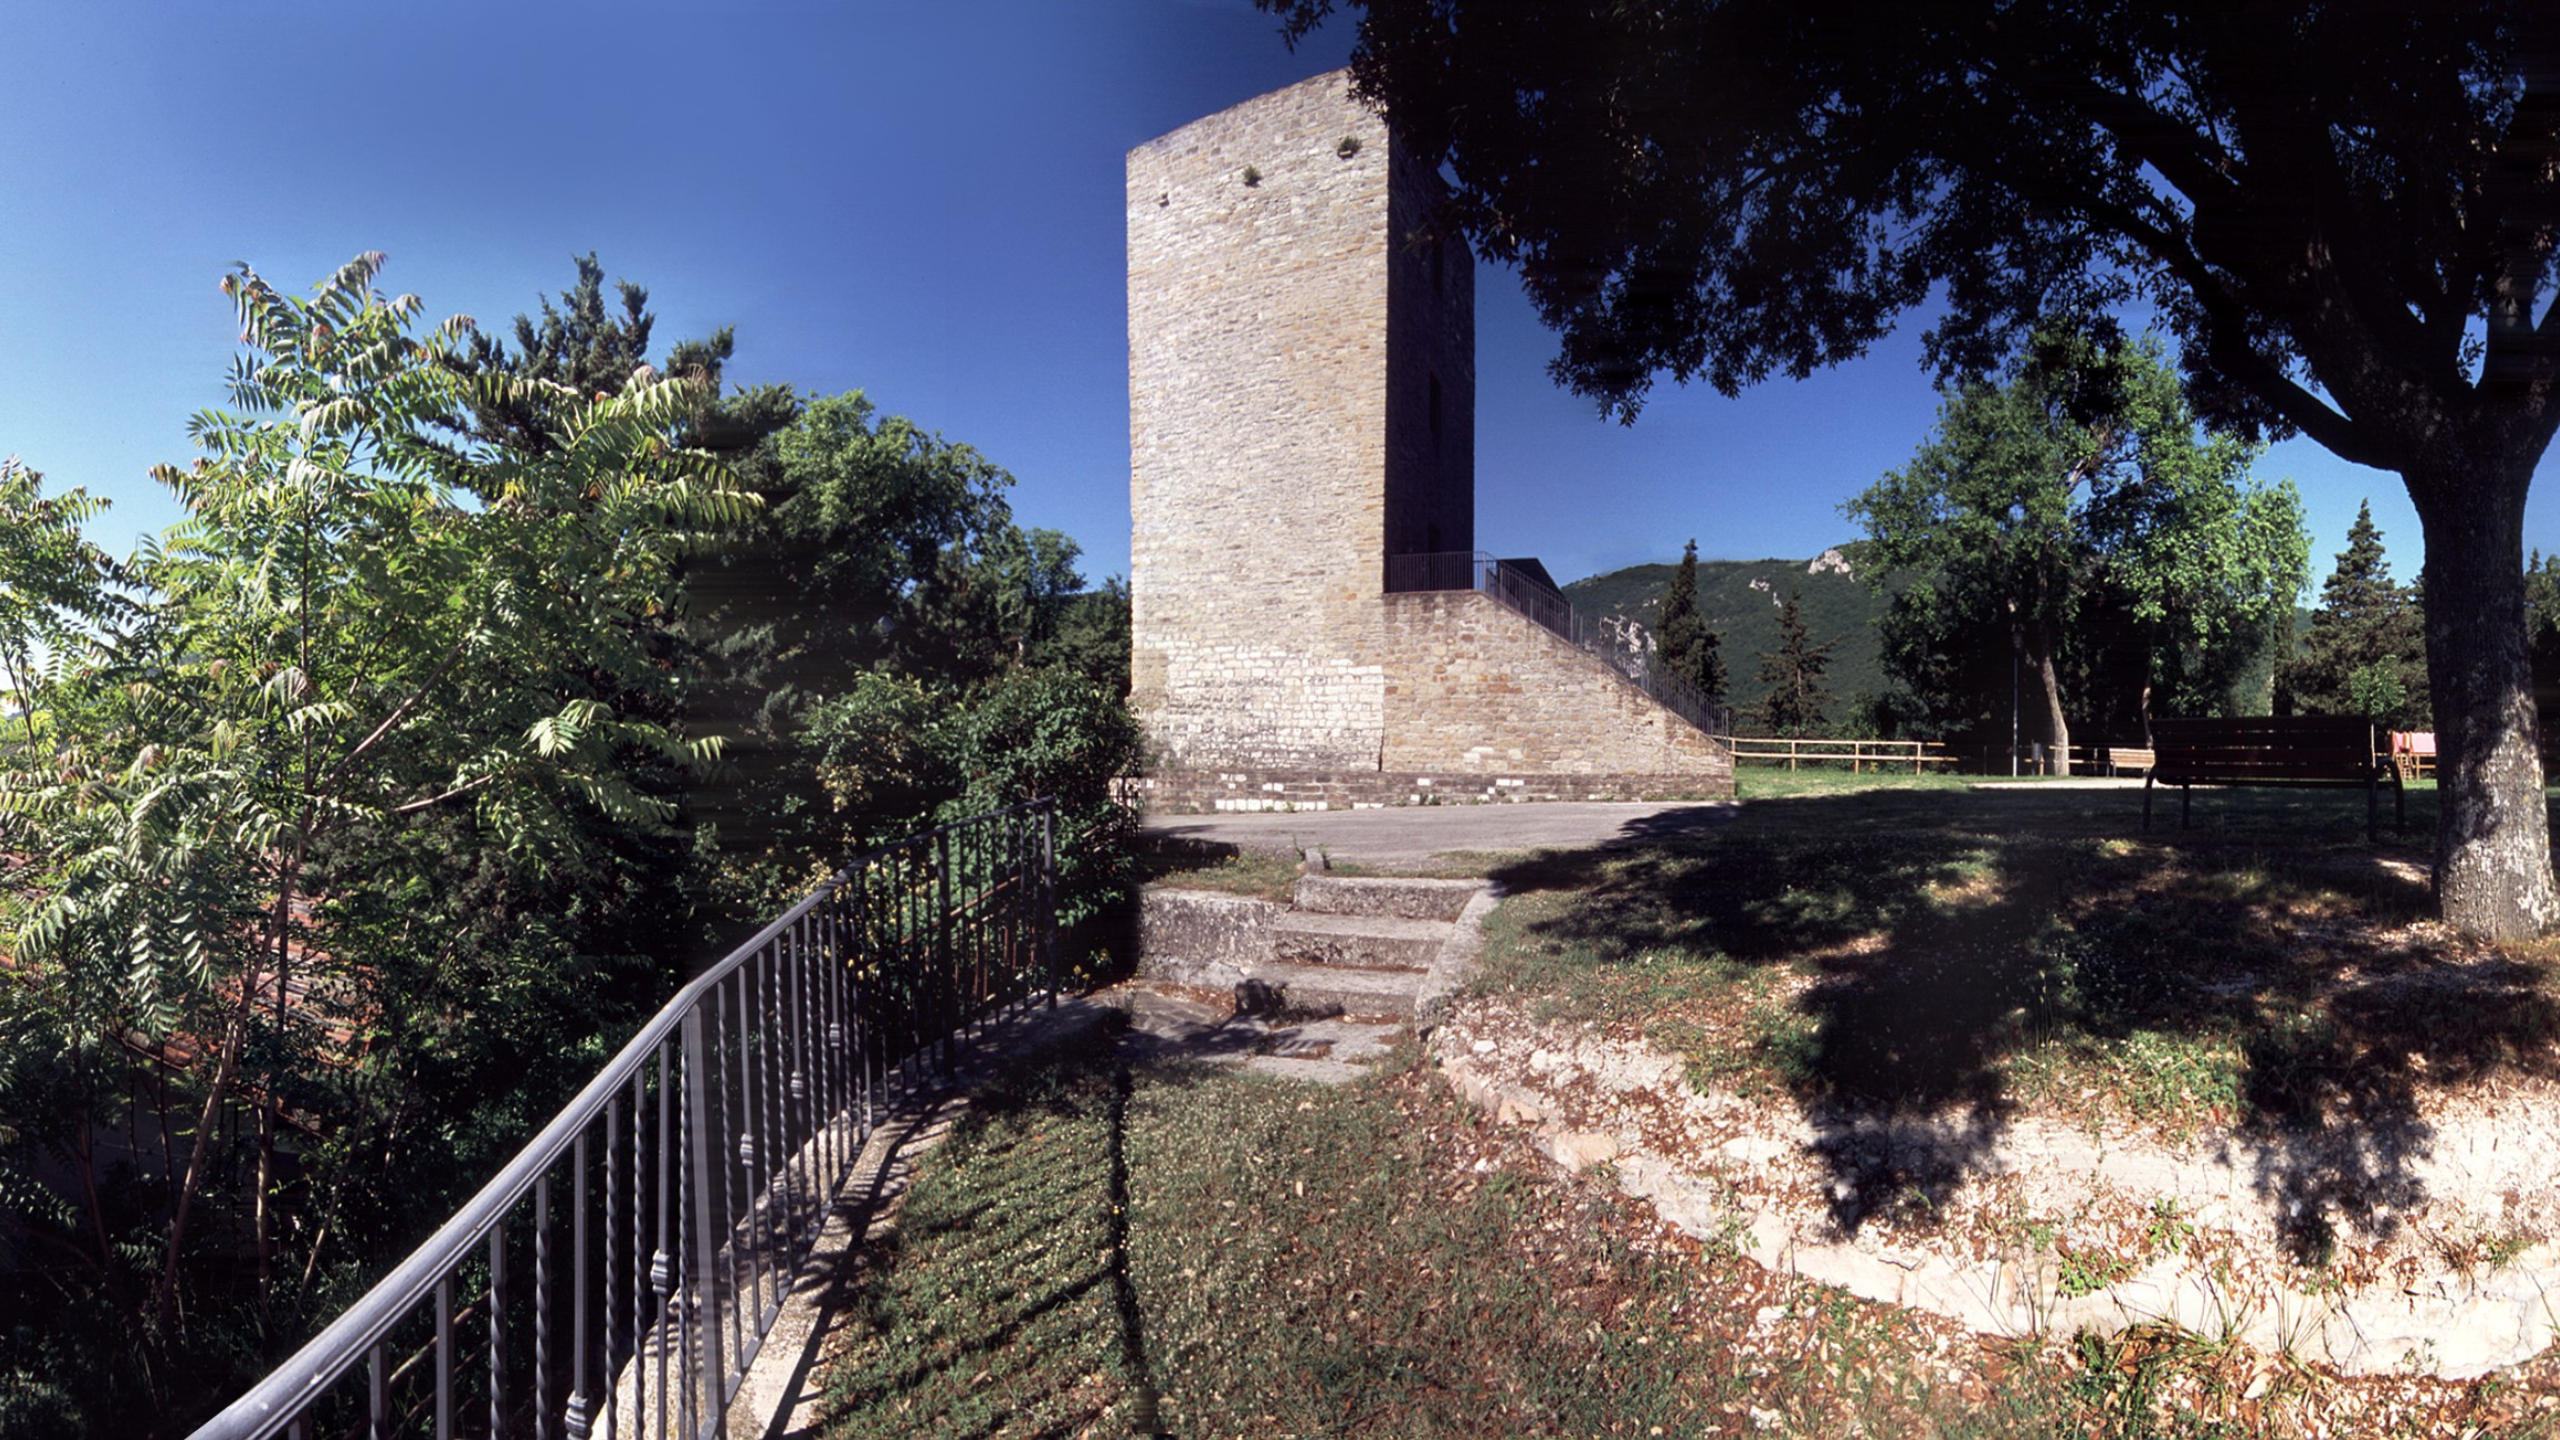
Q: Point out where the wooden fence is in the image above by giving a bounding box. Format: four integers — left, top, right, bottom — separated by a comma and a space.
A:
1727, 736, 1961, 774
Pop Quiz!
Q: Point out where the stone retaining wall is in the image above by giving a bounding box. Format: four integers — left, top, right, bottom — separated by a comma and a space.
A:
1125, 765, 1729, 814
1377, 590, 1732, 778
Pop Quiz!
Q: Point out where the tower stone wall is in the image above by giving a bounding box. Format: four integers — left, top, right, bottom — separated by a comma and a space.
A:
1131, 73, 1383, 769
1128, 72, 1732, 810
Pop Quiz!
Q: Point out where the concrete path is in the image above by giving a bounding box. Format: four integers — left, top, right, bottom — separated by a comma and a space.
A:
1141, 799, 1737, 868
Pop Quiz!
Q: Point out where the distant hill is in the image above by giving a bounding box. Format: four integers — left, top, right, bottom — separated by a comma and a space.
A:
1562, 545, 1890, 726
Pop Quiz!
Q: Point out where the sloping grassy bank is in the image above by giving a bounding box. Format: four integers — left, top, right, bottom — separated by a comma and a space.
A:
813, 1027, 2079, 1438
1477, 774, 2521, 1158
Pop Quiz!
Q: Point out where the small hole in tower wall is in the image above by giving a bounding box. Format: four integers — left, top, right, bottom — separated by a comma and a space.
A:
1337, 135, 1362, 158
1242, 165, 1263, 187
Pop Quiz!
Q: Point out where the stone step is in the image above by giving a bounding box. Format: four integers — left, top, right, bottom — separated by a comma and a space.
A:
1109, 985, 1400, 1084
1234, 961, 1422, 1021
1269, 912, 1451, 972
1132, 953, 1251, 995
1293, 874, 1487, 921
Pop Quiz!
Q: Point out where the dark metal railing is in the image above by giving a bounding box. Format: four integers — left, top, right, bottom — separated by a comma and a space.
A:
190, 800, 1058, 1440
1383, 550, 1731, 736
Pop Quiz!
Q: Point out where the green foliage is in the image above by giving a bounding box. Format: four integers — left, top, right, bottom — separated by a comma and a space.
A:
691, 390, 1140, 929
1652, 539, 1724, 701
2277, 502, 2429, 729
1846, 328, 2307, 751
1032, 575, 1132, 699
1276, 0, 2560, 938
942, 667, 1140, 931
796, 665, 1138, 935
460, 251, 657, 454
752, 389, 1027, 684
2529, 551, 2560, 744
1568, 550, 1883, 723
1754, 587, 1837, 735
457, 250, 798, 467
0, 459, 126, 754
0, 254, 744, 1421
685, 389, 1024, 838
0, 251, 1140, 1429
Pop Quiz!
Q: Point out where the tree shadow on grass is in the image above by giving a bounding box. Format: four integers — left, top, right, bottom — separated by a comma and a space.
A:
808, 1027, 1191, 1438
1486, 783, 2560, 1254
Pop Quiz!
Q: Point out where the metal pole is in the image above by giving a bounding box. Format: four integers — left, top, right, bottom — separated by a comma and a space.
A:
682, 1010, 724, 1435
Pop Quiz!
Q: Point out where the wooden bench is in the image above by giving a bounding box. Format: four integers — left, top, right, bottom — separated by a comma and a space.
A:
2099, 745, 2153, 776
2144, 716, 2403, 840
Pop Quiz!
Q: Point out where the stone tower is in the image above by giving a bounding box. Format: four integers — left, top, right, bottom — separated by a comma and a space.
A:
1128, 72, 1732, 810
1127, 70, 1472, 772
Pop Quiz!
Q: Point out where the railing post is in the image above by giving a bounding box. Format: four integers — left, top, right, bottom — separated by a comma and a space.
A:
565, 1131, 591, 1440
652, 1044, 674, 1440
682, 1008, 723, 1438
935, 830, 954, 1077
488, 1226, 505, 1440
435, 1276, 453, 1440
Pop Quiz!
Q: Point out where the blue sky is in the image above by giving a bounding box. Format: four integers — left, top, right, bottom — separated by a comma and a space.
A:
3, 0, 2542, 594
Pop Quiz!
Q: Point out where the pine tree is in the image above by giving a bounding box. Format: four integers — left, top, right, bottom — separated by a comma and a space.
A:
1653, 538, 1725, 700
2277, 501, 2429, 728
1755, 588, 1837, 735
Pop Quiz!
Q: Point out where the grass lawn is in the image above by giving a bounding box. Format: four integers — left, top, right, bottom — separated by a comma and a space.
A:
803, 776, 2560, 1435
813, 1025, 2106, 1438
1133, 842, 1518, 902
810, 1025, 2550, 1436
1133, 845, 1309, 902
1477, 773, 2560, 1243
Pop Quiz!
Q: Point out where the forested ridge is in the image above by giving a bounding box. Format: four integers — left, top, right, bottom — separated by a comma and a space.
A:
1565, 550, 1887, 724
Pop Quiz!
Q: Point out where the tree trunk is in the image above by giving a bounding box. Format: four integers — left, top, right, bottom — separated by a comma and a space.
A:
153, 1002, 252, 1331
2410, 459, 2557, 940
2026, 622, 2072, 776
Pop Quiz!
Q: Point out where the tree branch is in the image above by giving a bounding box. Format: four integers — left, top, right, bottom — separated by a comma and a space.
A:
2068, 189, 2391, 465
390, 774, 493, 815
313, 628, 474, 797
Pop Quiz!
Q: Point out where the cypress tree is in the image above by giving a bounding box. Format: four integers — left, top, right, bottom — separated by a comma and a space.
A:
1654, 538, 1725, 700
1755, 587, 1838, 735
2277, 501, 2429, 728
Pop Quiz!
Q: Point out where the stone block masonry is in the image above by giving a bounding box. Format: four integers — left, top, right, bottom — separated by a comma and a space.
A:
1377, 592, 1729, 776
1127, 71, 1732, 813
1125, 591, 1733, 812
1128, 69, 1431, 772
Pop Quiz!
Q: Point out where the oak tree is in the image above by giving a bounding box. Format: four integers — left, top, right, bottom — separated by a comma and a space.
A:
1850, 329, 2306, 771
1268, 0, 2560, 937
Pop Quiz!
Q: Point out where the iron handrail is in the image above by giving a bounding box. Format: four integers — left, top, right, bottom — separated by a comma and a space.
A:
190, 798, 1058, 1440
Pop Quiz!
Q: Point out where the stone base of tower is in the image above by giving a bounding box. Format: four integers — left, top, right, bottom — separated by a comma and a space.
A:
1131, 591, 1736, 815
1124, 766, 1730, 814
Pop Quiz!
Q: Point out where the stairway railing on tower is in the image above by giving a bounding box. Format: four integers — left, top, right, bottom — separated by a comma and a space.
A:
1384, 550, 1730, 736
188, 800, 1058, 1440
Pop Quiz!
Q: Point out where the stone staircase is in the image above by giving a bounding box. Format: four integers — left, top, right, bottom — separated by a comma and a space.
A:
1138, 872, 1489, 1020
1115, 870, 1495, 1082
